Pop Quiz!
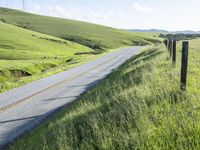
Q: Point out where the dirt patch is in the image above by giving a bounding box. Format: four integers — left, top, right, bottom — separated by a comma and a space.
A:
9, 69, 32, 78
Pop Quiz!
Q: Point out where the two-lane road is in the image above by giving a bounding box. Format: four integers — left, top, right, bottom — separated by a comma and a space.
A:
0, 47, 141, 147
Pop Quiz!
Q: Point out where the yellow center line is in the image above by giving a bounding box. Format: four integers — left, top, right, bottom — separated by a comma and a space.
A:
0, 49, 132, 113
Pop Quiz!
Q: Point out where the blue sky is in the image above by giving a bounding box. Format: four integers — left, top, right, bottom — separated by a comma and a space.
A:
1, 0, 200, 31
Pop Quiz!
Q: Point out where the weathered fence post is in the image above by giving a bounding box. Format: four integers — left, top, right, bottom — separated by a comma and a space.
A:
168, 39, 172, 57
180, 41, 189, 91
169, 39, 172, 57
172, 40, 176, 67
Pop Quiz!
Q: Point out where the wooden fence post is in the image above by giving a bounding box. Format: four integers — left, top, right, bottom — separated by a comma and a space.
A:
180, 41, 189, 91
172, 40, 176, 67
168, 39, 172, 57
169, 39, 172, 57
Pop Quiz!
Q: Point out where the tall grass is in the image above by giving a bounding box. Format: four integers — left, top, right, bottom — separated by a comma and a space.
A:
10, 40, 200, 149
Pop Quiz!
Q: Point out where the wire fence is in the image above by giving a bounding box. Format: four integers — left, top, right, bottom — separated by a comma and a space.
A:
164, 39, 189, 91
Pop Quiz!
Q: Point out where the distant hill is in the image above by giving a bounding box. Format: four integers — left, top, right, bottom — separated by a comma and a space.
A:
128, 29, 200, 34
128, 29, 168, 33
0, 7, 161, 50
172, 30, 200, 34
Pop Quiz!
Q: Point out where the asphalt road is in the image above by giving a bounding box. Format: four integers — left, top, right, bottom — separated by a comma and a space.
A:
0, 47, 140, 147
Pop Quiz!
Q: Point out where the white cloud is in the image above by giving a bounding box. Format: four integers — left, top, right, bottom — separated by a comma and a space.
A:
134, 3, 153, 12
29, 5, 111, 22
29, 4, 41, 13
55, 6, 66, 13
25, 4, 128, 28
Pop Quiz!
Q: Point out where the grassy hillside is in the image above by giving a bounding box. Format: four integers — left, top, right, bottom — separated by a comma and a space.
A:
0, 7, 161, 50
0, 22, 96, 92
10, 39, 200, 149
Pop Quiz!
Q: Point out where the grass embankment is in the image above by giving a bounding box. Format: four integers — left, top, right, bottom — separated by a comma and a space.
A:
0, 7, 161, 50
10, 39, 200, 149
0, 22, 96, 93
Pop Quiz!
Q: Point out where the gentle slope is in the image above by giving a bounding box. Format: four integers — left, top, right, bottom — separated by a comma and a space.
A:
0, 22, 94, 92
0, 7, 161, 50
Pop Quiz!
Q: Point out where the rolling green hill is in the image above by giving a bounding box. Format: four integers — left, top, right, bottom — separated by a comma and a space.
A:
0, 7, 162, 93
0, 7, 161, 50
0, 22, 93, 60
0, 22, 95, 92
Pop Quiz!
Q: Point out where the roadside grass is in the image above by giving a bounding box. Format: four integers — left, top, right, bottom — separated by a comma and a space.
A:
0, 7, 162, 50
10, 39, 200, 149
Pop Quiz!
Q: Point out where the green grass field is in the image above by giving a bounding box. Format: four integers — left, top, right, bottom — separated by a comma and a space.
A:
10, 39, 200, 149
0, 22, 97, 92
0, 7, 163, 93
0, 7, 161, 50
